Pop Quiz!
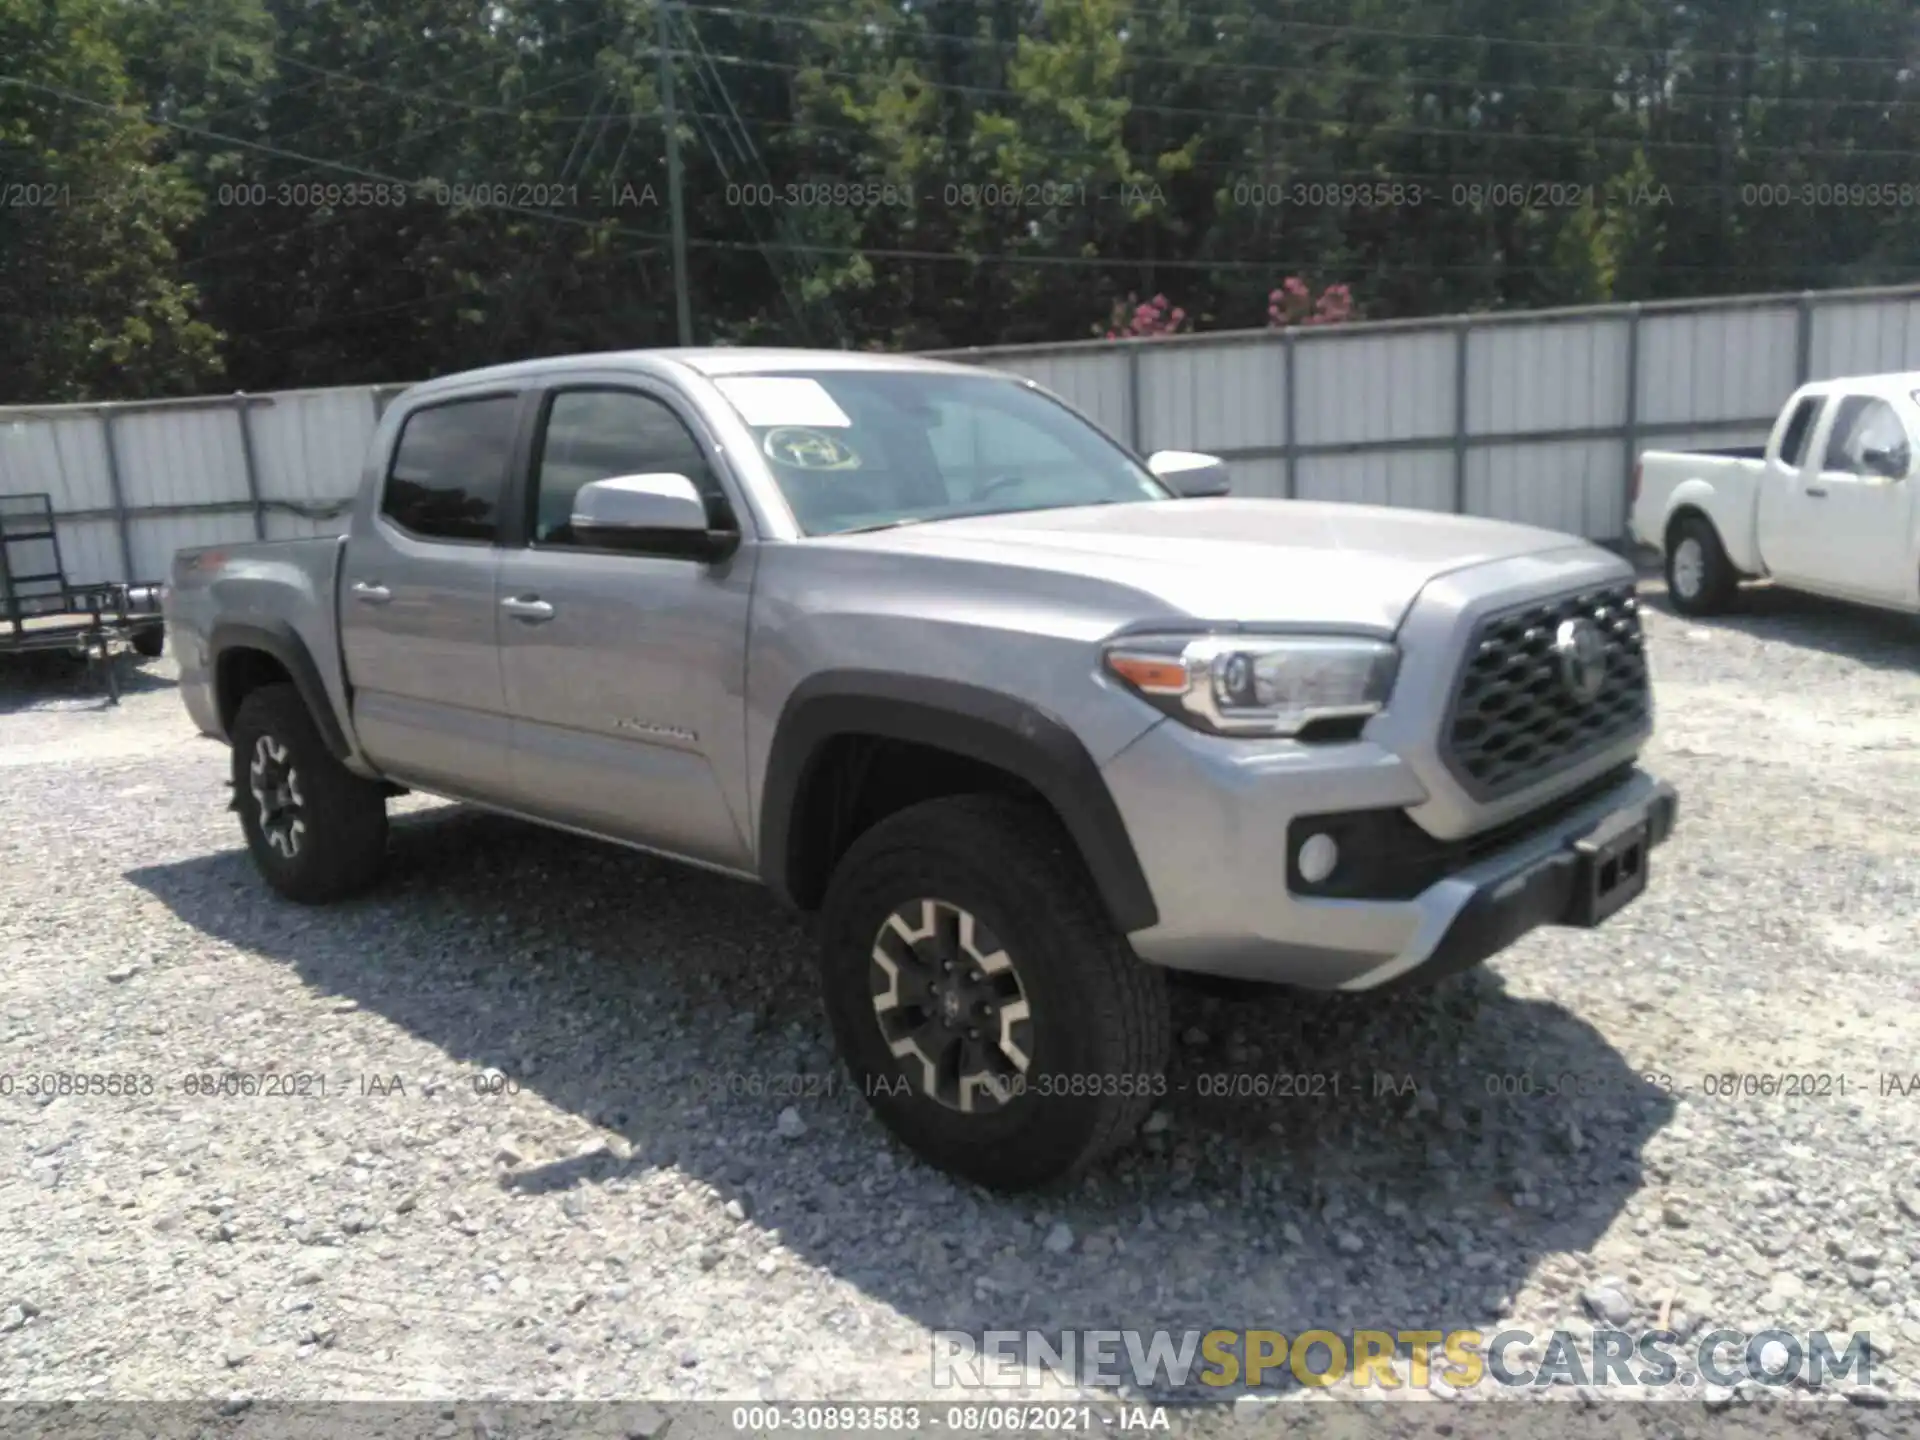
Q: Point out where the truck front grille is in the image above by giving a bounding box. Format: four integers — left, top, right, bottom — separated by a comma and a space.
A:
1443, 582, 1649, 799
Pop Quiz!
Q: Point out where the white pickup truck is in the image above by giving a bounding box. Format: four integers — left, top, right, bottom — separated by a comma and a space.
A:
1631, 370, 1920, 616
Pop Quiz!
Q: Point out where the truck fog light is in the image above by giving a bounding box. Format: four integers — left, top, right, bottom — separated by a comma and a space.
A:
1297, 832, 1339, 885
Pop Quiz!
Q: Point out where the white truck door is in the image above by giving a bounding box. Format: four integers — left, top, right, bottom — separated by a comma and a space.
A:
1803, 394, 1918, 605
1753, 393, 1828, 586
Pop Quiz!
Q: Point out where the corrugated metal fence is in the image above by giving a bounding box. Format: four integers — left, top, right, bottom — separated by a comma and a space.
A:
0, 382, 411, 587
940, 282, 1920, 540
8, 282, 1920, 585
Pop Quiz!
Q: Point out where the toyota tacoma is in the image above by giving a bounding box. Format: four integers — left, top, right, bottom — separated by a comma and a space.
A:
164, 348, 1678, 1190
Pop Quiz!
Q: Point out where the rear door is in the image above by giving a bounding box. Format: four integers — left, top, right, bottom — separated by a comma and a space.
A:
339, 390, 526, 800
1799, 394, 1918, 603
493, 379, 757, 871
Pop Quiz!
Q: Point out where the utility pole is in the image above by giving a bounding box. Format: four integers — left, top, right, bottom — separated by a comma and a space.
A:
659, 1, 693, 345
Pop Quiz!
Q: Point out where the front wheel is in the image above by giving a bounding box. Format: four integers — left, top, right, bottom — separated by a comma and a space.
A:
229, 683, 388, 903
817, 794, 1170, 1191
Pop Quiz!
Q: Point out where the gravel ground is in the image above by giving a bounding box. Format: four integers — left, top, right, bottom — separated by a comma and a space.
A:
1, 583, 1917, 1432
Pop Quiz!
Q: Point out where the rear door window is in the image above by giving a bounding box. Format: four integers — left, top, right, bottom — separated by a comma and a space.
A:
381, 395, 521, 543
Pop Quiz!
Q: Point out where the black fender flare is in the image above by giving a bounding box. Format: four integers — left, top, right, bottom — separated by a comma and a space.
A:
209, 620, 353, 761
758, 670, 1159, 934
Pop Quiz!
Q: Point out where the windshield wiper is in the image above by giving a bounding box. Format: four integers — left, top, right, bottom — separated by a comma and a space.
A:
832, 498, 1127, 536
831, 517, 930, 535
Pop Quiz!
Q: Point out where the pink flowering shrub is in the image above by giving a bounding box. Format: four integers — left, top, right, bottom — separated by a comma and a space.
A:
1266, 276, 1353, 327
1097, 292, 1191, 339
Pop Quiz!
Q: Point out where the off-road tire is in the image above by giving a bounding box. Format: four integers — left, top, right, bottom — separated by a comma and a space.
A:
818, 793, 1171, 1191
230, 683, 388, 903
1666, 514, 1738, 615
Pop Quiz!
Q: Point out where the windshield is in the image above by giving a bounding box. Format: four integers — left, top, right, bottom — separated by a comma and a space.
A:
710, 370, 1171, 536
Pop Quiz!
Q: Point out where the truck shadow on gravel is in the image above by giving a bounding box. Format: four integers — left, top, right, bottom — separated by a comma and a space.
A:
0, 652, 174, 712
1641, 580, 1920, 672
130, 801, 1674, 1392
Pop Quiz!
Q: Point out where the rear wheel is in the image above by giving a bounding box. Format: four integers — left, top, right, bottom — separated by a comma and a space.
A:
229, 683, 388, 903
1666, 514, 1737, 615
818, 794, 1170, 1191
131, 624, 165, 658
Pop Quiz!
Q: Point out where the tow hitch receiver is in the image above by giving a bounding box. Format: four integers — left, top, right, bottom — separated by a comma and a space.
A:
1566, 803, 1651, 926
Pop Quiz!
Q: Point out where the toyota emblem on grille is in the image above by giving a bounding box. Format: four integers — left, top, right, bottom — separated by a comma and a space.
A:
1553, 617, 1608, 702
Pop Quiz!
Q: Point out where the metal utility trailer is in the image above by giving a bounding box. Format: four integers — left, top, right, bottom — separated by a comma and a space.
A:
1, 492, 165, 704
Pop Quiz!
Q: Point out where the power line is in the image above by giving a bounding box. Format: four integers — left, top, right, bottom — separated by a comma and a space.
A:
678, 6, 843, 346
274, 35, 1912, 168
237, 289, 468, 342
130, 0, 1920, 297
237, 15, 632, 160
671, 1, 1920, 109
194, 22, 615, 129
660, 48, 1920, 163
162, 42, 663, 277
270, 54, 529, 117
485, 73, 623, 355
0, 74, 670, 249
158, 32, 1920, 216
204, 39, 1920, 170
1134, 0, 1920, 70
18, 74, 1916, 299
81, 75, 1920, 284
659, 4, 695, 342
35, 63, 1908, 277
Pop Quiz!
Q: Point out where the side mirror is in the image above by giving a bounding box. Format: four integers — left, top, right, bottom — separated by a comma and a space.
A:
1146, 449, 1231, 498
571, 473, 737, 559
1861, 444, 1909, 479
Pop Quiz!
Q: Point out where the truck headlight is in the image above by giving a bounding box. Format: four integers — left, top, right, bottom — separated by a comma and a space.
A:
1103, 634, 1398, 737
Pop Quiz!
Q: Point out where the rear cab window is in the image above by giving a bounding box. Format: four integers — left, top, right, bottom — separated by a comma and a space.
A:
1776, 395, 1823, 469
380, 394, 521, 542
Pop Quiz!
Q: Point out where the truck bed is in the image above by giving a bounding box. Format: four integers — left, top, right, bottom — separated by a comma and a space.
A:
164, 535, 349, 744
1630, 447, 1768, 573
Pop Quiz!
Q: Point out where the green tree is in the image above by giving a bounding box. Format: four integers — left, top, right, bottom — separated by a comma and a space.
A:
0, 0, 220, 402
8, 0, 1919, 397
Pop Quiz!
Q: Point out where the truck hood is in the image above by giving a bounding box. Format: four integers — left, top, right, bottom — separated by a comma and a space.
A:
818, 498, 1596, 631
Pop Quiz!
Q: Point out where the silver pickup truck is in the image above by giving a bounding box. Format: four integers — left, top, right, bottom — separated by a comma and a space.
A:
164, 347, 1677, 1190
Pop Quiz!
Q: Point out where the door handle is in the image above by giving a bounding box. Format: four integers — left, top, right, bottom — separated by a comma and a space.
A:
500, 595, 555, 623
1804, 485, 1828, 498
351, 581, 392, 604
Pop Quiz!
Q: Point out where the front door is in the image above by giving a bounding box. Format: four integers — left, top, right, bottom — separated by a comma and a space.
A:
496, 383, 756, 871
339, 390, 522, 799
1754, 394, 1828, 588
1801, 394, 1919, 605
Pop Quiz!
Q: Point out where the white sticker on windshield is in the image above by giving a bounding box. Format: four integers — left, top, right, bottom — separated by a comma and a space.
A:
764, 428, 862, 470
715, 377, 852, 428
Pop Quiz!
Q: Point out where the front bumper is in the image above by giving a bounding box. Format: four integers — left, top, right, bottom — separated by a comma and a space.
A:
1103, 719, 1677, 991
1374, 775, 1676, 991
